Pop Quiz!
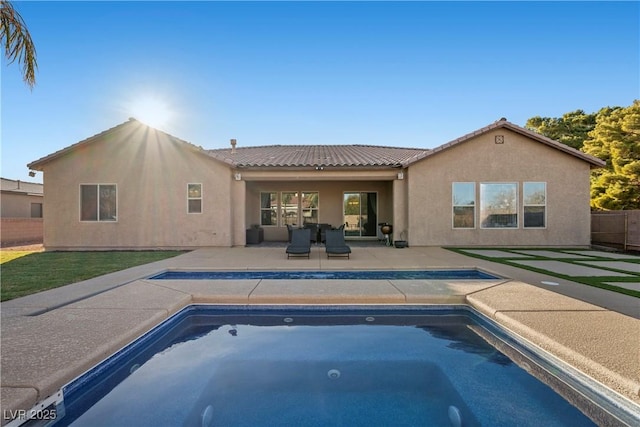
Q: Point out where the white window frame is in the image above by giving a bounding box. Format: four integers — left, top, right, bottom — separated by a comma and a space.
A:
280, 191, 299, 226
523, 182, 547, 229
187, 183, 202, 214
480, 182, 518, 229
260, 191, 278, 227
279, 191, 320, 226
79, 183, 118, 222
300, 191, 319, 224
452, 182, 476, 229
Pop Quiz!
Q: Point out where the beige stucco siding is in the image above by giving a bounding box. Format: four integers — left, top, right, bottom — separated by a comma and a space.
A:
40, 125, 234, 249
407, 129, 592, 246
0, 193, 43, 218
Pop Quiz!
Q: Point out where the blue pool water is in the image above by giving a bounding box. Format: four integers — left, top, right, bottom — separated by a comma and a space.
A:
149, 269, 500, 280
44, 306, 625, 427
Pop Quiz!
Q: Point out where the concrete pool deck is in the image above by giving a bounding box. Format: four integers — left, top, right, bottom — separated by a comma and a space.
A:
1, 246, 639, 425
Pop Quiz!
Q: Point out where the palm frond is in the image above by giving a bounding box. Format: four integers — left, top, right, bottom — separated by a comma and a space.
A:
0, 0, 37, 88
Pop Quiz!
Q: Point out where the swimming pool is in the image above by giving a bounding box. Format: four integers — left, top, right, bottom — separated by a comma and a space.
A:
149, 269, 500, 280
40, 305, 637, 426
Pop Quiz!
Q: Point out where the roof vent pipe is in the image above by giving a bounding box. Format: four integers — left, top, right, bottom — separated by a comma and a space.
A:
230, 139, 237, 154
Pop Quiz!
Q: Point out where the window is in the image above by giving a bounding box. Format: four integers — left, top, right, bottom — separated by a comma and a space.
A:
260, 192, 278, 226
188, 183, 202, 214
480, 183, 517, 228
523, 182, 546, 228
279, 191, 320, 226
30, 203, 43, 218
343, 192, 377, 237
281, 192, 298, 226
300, 192, 319, 224
81, 184, 117, 221
452, 183, 475, 228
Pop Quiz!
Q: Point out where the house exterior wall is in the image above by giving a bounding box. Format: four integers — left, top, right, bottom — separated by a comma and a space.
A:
407, 129, 592, 246
0, 192, 43, 218
245, 180, 394, 241
40, 125, 234, 250
231, 179, 246, 246
1, 185, 44, 246
31, 120, 599, 250
393, 174, 409, 242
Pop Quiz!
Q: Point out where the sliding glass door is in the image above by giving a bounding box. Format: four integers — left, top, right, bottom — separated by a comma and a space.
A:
343, 192, 377, 237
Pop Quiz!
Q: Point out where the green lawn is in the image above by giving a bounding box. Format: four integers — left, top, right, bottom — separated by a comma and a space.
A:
448, 247, 640, 298
0, 250, 185, 301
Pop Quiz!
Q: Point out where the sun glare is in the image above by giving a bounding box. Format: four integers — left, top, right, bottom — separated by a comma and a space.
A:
128, 95, 173, 130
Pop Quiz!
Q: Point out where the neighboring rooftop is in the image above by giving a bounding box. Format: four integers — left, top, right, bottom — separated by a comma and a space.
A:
0, 178, 43, 195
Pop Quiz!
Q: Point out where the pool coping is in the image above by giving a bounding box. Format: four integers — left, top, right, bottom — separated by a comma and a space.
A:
1, 246, 639, 426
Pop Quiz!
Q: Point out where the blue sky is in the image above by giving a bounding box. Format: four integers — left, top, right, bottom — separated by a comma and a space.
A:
2, 1, 638, 183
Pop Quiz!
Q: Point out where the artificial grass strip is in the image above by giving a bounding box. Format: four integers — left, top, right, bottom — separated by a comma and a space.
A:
447, 247, 640, 298
0, 250, 186, 301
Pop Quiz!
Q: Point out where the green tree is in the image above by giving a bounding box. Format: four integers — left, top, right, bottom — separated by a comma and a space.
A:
525, 110, 596, 150
1, 0, 37, 88
582, 101, 640, 210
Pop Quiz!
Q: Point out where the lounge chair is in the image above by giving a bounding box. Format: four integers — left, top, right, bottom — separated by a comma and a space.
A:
325, 229, 351, 259
286, 228, 311, 258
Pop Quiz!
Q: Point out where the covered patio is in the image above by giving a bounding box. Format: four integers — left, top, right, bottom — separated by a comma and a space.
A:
239, 169, 407, 244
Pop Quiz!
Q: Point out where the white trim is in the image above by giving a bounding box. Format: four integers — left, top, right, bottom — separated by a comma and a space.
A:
280, 191, 299, 227
300, 191, 320, 225
187, 183, 203, 214
452, 182, 476, 229
279, 190, 320, 227
479, 182, 518, 229
259, 191, 278, 227
79, 183, 118, 222
523, 181, 547, 229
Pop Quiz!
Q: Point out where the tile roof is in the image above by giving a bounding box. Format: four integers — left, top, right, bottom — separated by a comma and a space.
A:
27, 117, 605, 172
207, 144, 429, 168
0, 178, 43, 195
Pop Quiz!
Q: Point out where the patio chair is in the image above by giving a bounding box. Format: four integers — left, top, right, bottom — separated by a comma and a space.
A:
286, 224, 294, 243
286, 228, 311, 258
319, 223, 332, 244
325, 229, 351, 259
304, 223, 319, 244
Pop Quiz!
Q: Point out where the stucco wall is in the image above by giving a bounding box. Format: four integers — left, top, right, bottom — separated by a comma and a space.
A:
1, 193, 43, 218
393, 175, 409, 241
40, 124, 234, 250
407, 129, 592, 246
0, 218, 43, 246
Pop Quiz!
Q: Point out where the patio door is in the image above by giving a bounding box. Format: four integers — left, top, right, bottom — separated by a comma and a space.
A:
343, 192, 377, 237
